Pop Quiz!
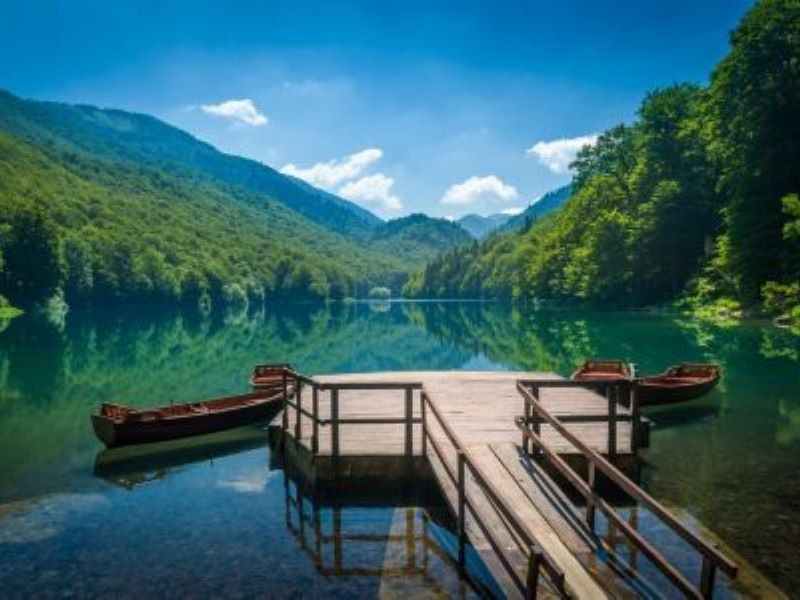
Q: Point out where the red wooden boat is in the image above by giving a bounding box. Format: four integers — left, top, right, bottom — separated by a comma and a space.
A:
91, 387, 288, 448
250, 363, 294, 389
571, 359, 633, 381
636, 363, 721, 406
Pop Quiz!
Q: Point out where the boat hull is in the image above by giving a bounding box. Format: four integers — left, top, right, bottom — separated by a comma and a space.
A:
91, 393, 283, 448
636, 377, 719, 406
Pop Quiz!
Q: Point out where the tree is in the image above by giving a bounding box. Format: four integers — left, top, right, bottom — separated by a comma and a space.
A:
0, 210, 62, 306
706, 0, 800, 302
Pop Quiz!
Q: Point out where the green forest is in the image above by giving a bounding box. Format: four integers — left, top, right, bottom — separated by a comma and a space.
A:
0, 94, 469, 312
405, 0, 800, 324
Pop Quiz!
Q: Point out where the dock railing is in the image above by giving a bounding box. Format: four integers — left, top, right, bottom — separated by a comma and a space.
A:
278, 366, 423, 457
421, 389, 567, 599
516, 382, 737, 599
517, 377, 642, 455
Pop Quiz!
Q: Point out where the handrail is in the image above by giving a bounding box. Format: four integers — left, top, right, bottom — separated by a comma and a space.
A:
274, 366, 423, 457
422, 390, 567, 598
316, 381, 424, 391
516, 382, 737, 598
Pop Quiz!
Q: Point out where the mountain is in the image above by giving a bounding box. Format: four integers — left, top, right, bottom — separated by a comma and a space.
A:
0, 90, 469, 308
0, 89, 381, 238
456, 213, 512, 239
372, 214, 473, 264
500, 184, 572, 232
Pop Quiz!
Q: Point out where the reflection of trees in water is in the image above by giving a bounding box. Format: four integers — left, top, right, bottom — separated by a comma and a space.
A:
404, 303, 731, 376
0, 302, 472, 499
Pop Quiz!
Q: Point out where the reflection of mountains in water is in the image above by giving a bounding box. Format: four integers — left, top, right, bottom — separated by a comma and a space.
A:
93, 425, 270, 489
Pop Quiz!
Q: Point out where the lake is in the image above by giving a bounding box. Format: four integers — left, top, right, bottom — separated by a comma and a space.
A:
1, 301, 798, 597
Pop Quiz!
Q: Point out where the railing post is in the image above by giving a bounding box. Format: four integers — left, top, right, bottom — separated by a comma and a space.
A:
631, 381, 640, 452
421, 392, 428, 457
457, 450, 466, 571
295, 378, 302, 442
586, 461, 596, 530
522, 385, 530, 454
312, 385, 319, 455
281, 370, 289, 431
525, 549, 542, 599
532, 385, 541, 437
700, 557, 716, 598
405, 386, 413, 457
331, 387, 340, 458
607, 384, 617, 457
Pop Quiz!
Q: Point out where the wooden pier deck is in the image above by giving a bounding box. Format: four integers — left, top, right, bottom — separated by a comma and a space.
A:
268, 369, 737, 598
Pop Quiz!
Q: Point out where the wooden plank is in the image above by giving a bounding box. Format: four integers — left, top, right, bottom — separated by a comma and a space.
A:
467, 445, 609, 599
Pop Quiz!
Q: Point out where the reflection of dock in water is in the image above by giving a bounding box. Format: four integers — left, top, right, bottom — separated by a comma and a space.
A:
281, 470, 498, 598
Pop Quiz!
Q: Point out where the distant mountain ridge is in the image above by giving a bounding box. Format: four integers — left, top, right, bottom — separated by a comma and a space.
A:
500, 184, 572, 232
456, 213, 512, 239
455, 185, 572, 240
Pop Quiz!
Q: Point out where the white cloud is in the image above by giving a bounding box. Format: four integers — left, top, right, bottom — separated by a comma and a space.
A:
500, 206, 524, 216
200, 99, 268, 126
338, 173, 403, 213
281, 148, 383, 189
441, 175, 518, 206
526, 134, 598, 174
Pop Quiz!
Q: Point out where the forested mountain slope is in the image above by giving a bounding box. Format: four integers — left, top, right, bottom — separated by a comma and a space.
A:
406, 0, 800, 322
0, 89, 380, 238
0, 94, 471, 309
499, 185, 572, 232
372, 214, 472, 264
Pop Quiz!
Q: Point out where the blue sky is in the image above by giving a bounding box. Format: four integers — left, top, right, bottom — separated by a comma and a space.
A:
0, 0, 753, 219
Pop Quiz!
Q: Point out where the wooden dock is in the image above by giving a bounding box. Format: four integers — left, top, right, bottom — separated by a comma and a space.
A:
268, 368, 737, 598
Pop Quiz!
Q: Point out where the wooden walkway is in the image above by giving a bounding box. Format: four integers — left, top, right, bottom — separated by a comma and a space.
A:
269, 369, 736, 599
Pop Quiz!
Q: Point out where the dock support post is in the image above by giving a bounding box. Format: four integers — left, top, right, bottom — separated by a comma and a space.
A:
525, 549, 541, 599
700, 557, 716, 598
281, 370, 289, 431
331, 388, 340, 458
312, 385, 319, 455
607, 385, 617, 457
333, 508, 343, 573
420, 393, 427, 457
457, 450, 466, 571
295, 381, 302, 442
405, 386, 413, 457
631, 382, 640, 452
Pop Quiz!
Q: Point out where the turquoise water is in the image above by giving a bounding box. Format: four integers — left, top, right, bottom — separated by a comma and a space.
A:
1, 302, 798, 596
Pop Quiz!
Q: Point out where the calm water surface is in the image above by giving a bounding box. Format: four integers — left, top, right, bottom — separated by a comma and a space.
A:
1, 302, 798, 597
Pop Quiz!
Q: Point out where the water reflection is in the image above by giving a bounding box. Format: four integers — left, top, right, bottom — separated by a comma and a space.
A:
281, 469, 496, 598
1, 301, 799, 593
93, 425, 271, 489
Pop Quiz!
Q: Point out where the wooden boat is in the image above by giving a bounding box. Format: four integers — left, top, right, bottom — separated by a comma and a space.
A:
250, 363, 293, 389
636, 363, 720, 406
571, 359, 633, 381
91, 388, 288, 448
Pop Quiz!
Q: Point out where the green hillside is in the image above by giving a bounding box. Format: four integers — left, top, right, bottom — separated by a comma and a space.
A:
0, 90, 380, 238
0, 96, 470, 310
406, 0, 800, 323
372, 214, 472, 264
